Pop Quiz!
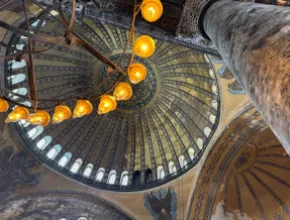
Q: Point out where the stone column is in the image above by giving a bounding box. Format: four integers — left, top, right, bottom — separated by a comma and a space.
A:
203, 1, 290, 153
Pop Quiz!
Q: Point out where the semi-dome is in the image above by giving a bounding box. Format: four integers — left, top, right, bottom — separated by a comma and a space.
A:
4, 14, 220, 191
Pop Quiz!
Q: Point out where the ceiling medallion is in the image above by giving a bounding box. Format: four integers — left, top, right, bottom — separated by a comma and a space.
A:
0, 0, 163, 127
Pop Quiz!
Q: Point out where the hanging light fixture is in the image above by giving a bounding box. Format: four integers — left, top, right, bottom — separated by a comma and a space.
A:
73, 100, 93, 118
134, 35, 156, 58
128, 63, 147, 84
98, 95, 117, 114
113, 82, 133, 100
141, 0, 163, 22
52, 105, 72, 124
28, 111, 51, 126
0, 98, 9, 112
5, 106, 29, 123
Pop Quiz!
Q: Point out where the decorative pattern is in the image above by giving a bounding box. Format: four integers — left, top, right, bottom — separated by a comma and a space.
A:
144, 187, 177, 220
3, 15, 220, 191
0, 191, 135, 220
0, 146, 41, 201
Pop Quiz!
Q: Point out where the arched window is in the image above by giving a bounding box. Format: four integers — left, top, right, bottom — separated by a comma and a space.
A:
157, 166, 165, 180
8, 73, 26, 85
47, 144, 62, 160
11, 60, 26, 69
20, 101, 32, 107
209, 114, 216, 124
58, 152, 72, 167
188, 148, 195, 160
19, 119, 30, 127
212, 84, 217, 94
179, 155, 188, 169
145, 169, 153, 183
132, 170, 141, 185
70, 158, 83, 174
12, 88, 28, 100
27, 126, 44, 140
204, 127, 211, 137
168, 161, 177, 174
95, 168, 105, 182
197, 138, 204, 150
120, 171, 129, 186
36, 136, 52, 150
211, 100, 218, 110
83, 163, 94, 178
107, 170, 117, 185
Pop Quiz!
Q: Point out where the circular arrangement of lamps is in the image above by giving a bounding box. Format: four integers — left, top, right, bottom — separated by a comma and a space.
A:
0, 0, 163, 127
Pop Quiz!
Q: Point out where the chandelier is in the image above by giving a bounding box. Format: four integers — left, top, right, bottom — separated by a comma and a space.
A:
0, 0, 163, 126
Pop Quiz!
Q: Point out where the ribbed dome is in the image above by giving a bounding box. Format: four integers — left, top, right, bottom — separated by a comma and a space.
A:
4, 15, 220, 191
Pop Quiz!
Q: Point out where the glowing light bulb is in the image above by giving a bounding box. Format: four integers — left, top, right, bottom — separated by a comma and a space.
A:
113, 82, 133, 101
141, 0, 163, 22
52, 105, 72, 124
5, 106, 29, 123
128, 63, 147, 84
98, 95, 117, 115
0, 99, 9, 112
134, 35, 155, 58
28, 111, 51, 126
73, 100, 93, 118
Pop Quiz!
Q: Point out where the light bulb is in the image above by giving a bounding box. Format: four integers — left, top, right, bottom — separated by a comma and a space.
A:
52, 105, 72, 124
0, 98, 9, 112
141, 0, 163, 22
5, 106, 29, 123
28, 110, 51, 126
134, 35, 155, 58
73, 100, 93, 118
128, 63, 147, 84
113, 82, 133, 101
98, 95, 117, 114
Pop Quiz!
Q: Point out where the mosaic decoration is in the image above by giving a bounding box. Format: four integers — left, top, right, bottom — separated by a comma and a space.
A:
144, 187, 177, 220
0, 146, 41, 201
0, 191, 134, 220
4, 15, 220, 190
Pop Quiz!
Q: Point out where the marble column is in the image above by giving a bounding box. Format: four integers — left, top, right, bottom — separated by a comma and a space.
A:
203, 1, 290, 153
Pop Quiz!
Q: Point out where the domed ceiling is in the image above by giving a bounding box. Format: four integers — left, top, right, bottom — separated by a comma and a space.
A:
3, 13, 220, 191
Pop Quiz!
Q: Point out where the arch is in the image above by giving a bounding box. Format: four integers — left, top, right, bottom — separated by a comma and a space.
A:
47, 144, 62, 160
107, 170, 117, 185
188, 147, 195, 160
8, 73, 26, 85
132, 170, 142, 185
168, 161, 177, 174
145, 168, 153, 183
27, 126, 44, 140
179, 155, 188, 168
11, 60, 26, 69
58, 152, 72, 167
120, 171, 129, 186
197, 138, 204, 150
70, 158, 83, 174
95, 168, 105, 182
157, 166, 165, 180
36, 136, 52, 150
83, 163, 94, 178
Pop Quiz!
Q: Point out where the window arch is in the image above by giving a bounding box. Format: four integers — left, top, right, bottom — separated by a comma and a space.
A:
70, 158, 83, 174
157, 166, 165, 180
211, 100, 218, 110
132, 170, 141, 185
8, 74, 26, 85
188, 148, 195, 160
107, 170, 117, 185
212, 84, 217, 94
83, 163, 94, 178
58, 152, 72, 167
12, 88, 28, 100
209, 114, 216, 124
120, 171, 129, 186
47, 144, 62, 160
27, 126, 44, 140
95, 168, 105, 182
179, 155, 188, 168
36, 136, 52, 150
19, 119, 30, 127
11, 60, 26, 69
145, 169, 153, 184
168, 161, 177, 174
